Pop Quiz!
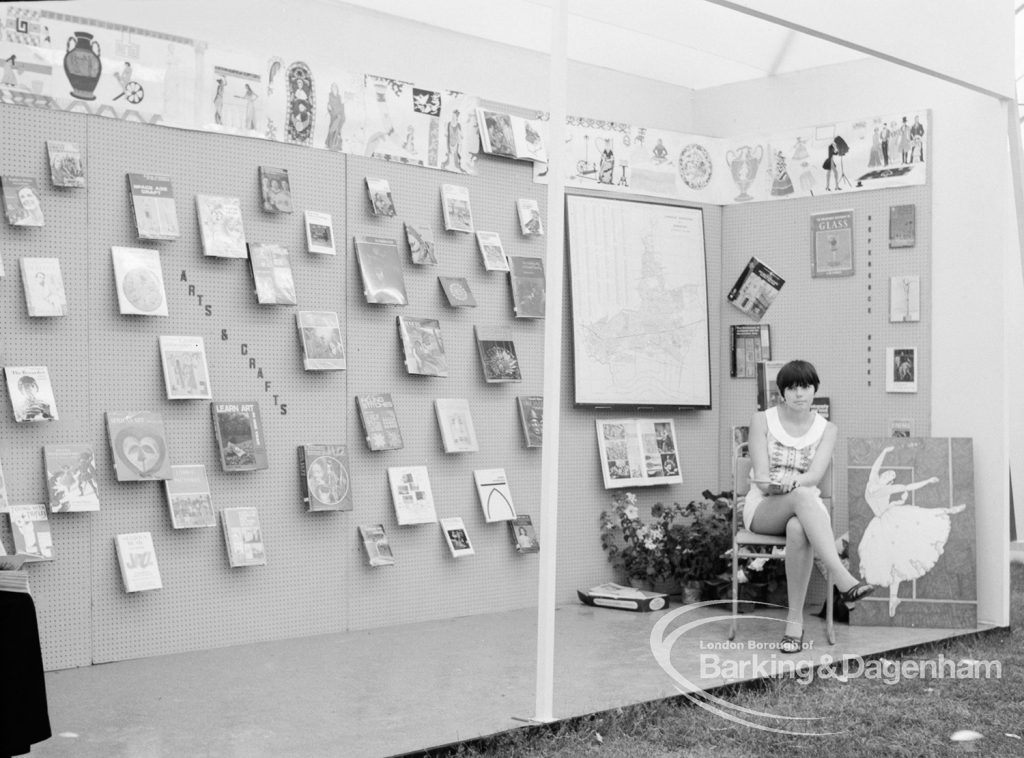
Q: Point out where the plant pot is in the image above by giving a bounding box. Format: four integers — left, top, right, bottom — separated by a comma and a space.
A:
681, 580, 703, 605
652, 579, 681, 597
765, 583, 789, 608
626, 576, 653, 592
735, 582, 768, 613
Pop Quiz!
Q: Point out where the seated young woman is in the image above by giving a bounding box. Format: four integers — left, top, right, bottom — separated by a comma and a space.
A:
746, 359, 875, 653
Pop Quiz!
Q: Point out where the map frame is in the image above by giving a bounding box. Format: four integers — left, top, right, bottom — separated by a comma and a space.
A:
565, 192, 712, 408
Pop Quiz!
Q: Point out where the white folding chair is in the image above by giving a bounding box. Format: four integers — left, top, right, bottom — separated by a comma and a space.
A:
728, 445, 836, 645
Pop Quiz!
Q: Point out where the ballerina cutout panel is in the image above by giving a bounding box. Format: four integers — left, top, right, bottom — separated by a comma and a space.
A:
847, 438, 976, 628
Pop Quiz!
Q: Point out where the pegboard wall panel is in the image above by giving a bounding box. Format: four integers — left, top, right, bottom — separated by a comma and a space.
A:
82, 118, 352, 665
552, 194, 725, 601
0, 106, 94, 671
719, 184, 932, 536
344, 152, 545, 631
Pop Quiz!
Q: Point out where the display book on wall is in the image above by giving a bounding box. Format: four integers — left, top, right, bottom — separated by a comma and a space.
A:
43, 445, 100, 513
595, 418, 682, 489
5, 366, 58, 422
2, 175, 45, 227
356, 393, 404, 451
730, 324, 771, 379
127, 173, 180, 241
298, 444, 352, 512
111, 246, 169, 316
159, 336, 212, 400
355, 235, 408, 305
164, 464, 216, 528
248, 242, 297, 306
20, 257, 68, 317
222, 507, 267, 567
296, 311, 346, 370
210, 401, 269, 472
727, 256, 784, 321
196, 195, 247, 258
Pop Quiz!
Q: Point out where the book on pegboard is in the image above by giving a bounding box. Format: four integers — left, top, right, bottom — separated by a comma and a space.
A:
440, 517, 475, 558
727, 256, 784, 321
508, 255, 545, 318
304, 210, 336, 255
221, 507, 267, 567
164, 464, 216, 528
0, 456, 9, 513
475, 231, 509, 272
473, 468, 517, 523
196, 195, 247, 258
159, 336, 213, 399
5, 366, 58, 423
20, 257, 68, 317
43, 444, 100, 512
405, 223, 437, 265
258, 166, 292, 213
516, 396, 543, 448
509, 514, 539, 554
248, 243, 297, 305
1, 176, 45, 227
440, 184, 474, 232
7, 504, 54, 562
210, 401, 269, 472
356, 393, 404, 451
729, 324, 771, 378
298, 444, 352, 512
296, 311, 346, 370
386, 466, 438, 525
398, 316, 448, 376
889, 204, 915, 249
438, 276, 477, 307
474, 327, 522, 383
111, 246, 169, 316
46, 141, 85, 188
105, 411, 173, 481
434, 398, 479, 453
354, 236, 408, 305
366, 177, 397, 217
127, 173, 180, 240
114, 532, 163, 592
358, 524, 395, 567
516, 198, 544, 236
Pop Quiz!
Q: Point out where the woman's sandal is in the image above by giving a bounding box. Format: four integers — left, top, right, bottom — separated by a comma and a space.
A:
839, 581, 876, 607
779, 631, 805, 654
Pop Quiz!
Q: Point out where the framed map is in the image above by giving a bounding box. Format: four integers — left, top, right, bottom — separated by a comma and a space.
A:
565, 193, 711, 407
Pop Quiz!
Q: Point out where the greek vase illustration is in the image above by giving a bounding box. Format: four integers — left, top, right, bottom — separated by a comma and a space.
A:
64, 31, 102, 101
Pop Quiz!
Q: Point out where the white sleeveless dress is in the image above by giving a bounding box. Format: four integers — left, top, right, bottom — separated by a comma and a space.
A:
743, 406, 828, 531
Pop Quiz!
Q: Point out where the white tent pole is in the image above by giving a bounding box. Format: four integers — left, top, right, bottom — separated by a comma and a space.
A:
1006, 98, 1024, 282
533, 0, 568, 724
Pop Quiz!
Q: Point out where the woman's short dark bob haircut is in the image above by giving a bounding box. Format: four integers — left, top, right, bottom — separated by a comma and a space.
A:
776, 359, 820, 394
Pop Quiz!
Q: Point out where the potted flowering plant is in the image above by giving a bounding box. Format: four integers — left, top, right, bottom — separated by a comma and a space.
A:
731, 548, 789, 607
676, 491, 733, 602
599, 491, 686, 590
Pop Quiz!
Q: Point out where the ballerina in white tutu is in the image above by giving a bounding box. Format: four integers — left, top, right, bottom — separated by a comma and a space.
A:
858, 445, 965, 616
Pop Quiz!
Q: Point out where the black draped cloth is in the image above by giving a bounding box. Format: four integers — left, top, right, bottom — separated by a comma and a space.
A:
0, 592, 51, 757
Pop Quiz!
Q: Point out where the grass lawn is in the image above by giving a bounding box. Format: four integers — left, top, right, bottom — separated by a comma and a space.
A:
423, 563, 1023, 758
